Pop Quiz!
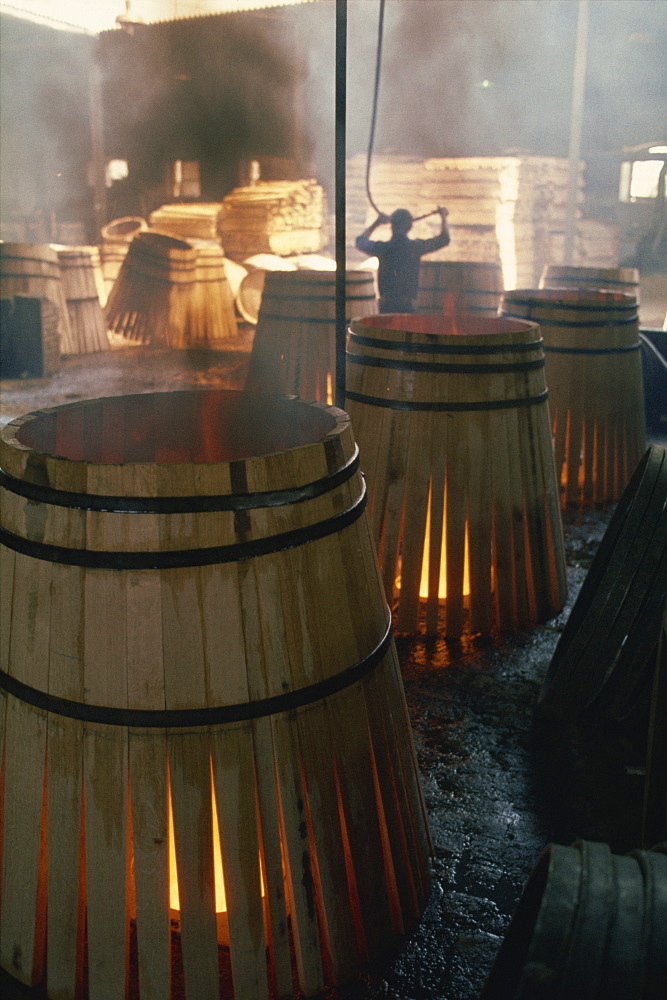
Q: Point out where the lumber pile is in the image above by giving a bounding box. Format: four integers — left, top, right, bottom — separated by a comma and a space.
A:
421, 156, 585, 287
347, 154, 618, 289
218, 180, 327, 260
149, 202, 224, 242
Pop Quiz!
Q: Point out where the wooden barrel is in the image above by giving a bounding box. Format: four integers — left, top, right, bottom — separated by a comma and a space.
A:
480, 840, 667, 1000
540, 264, 640, 302
105, 231, 196, 347
500, 288, 646, 507
417, 260, 503, 316
188, 241, 238, 343
56, 247, 109, 354
345, 313, 567, 637
237, 254, 298, 325
0, 242, 72, 353
538, 444, 667, 723
245, 269, 377, 404
99, 216, 147, 305
0, 389, 432, 1000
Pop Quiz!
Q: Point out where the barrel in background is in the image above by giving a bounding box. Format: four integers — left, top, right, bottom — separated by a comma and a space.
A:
0, 242, 72, 353
245, 269, 377, 404
345, 313, 567, 637
540, 263, 640, 302
105, 230, 196, 347
56, 247, 109, 354
501, 287, 646, 507
417, 260, 503, 316
188, 241, 238, 343
99, 216, 147, 305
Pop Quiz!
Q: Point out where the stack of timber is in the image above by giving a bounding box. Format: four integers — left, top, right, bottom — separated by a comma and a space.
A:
421, 156, 586, 287
219, 180, 327, 260
347, 155, 618, 288
56, 247, 109, 354
149, 202, 224, 242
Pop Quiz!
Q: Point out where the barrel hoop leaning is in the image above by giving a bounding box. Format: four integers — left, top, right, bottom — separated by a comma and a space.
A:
346, 353, 545, 375
348, 332, 544, 355
0, 613, 392, 729
0, 446, 360, 513
0, 481, 367, 569
345, 390, 549, 413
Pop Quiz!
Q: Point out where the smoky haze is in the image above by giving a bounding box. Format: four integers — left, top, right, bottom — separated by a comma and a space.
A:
1, 1, 665, 231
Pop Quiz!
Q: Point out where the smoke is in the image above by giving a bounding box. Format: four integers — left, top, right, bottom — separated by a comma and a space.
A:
301, 0, 667, 193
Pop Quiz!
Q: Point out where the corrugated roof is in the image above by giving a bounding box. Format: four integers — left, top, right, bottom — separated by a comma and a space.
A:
0, 0, 319, 35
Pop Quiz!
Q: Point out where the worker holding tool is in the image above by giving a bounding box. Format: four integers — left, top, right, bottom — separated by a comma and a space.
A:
355, 206, 450, 313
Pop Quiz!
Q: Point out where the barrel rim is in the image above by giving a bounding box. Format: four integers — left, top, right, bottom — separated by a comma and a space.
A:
348, 312, 541, 343
0, 389, 354, 492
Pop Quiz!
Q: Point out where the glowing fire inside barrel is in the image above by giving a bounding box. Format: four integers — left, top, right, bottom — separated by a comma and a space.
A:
0, 389, 432, 999
345, 313, 567, 637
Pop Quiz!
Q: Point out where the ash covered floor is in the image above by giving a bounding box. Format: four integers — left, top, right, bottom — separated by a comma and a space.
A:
0, 339, 663, 1000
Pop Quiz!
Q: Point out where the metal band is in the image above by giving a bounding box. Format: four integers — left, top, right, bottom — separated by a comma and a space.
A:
346, 352, 544, 375
347, 333, 543, 355
542, 343, 641, 356
0, 448, 360, 514
345, 390, 549, 412
0, 481, 367, 569
500, 308, 638, 328
260, 313, 343, 325
0, 613, 392, 728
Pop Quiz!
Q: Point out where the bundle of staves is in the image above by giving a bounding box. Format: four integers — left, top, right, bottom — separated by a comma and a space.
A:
219, 180, 327, 260
149, 203, 224, 242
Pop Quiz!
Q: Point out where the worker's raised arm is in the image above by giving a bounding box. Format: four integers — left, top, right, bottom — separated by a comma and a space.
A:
356, 212, 389, 254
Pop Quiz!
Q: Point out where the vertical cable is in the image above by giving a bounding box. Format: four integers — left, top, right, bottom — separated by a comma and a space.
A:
335, 0, 347, 408
564, 0, 589, 265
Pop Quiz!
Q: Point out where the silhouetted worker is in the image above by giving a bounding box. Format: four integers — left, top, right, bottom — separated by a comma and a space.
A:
356, 206, 450, 313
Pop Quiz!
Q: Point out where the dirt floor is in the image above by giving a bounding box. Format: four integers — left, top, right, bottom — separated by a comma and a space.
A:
0, 332, 664, 1000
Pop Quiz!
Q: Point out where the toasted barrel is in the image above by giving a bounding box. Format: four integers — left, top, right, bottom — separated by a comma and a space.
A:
0, 389, 431, 999
345, 313, 567, 637
245, 269, 377, 404
501, 287, 646, 507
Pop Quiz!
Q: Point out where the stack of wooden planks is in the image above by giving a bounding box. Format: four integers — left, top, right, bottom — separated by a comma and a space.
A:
347, 154, 619, 289
219, 180, 327, 260
149, 202, 224, 242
